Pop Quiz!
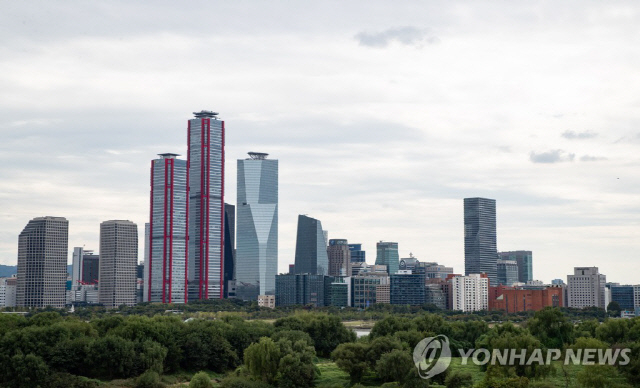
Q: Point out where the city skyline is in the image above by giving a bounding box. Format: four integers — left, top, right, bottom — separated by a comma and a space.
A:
1, 2, 639, 284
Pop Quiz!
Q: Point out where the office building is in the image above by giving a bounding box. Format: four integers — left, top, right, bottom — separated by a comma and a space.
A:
188, 110, 225, 300
425, 283, 447, 309
376, 241, 399, 275
328, 239, 352, 277
610, 285, 635, 311
390, 270, 426, 306
0, 277, 17, 307
451, 273, 489, 312
491, 286, 563, 313
499, 250, 533, 283
328, 278, 350, 307
99, 220, 138, 308
72, 247, 99, 286
496, 259, 519, 286
275, 273, 328, 307
147, 153, 188, 304
294, 215, 328, 275
376, 284, 390, 304
236, 152, 278, 300
419, 262, 454, 280
351, 275, 388, 308
464, 198, 498, 285
16, 216, 68, 308
224, 203, 236, 298
399, 255, 419, 272
348, 244, 366, 264
567, 267, 606, 309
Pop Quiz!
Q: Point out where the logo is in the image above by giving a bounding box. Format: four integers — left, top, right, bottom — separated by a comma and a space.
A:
413, 335, 451, 379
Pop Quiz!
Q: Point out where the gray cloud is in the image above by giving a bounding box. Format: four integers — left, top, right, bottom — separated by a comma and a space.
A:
580, 155, 607, 162
355, 26, 438, 48
529, 150, 575, 163
562, 130, 597, 139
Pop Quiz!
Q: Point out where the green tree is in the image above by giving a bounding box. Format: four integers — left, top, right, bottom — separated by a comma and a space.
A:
189, 371, 214, 388
244, 337, 281, 384
331, 342, 370, 384
596, 319, 629, 345
277, 353, 316, 388
366, 336, 404, 368
607, 302, 622, 318
375, 349, 414, 384
445, 370, 474, 388
577, 364, 631, 388
136, 369, 164, 388
526, 308, 574, 349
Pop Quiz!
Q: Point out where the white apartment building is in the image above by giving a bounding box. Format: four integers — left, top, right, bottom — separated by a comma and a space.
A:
451, 273, 489, 312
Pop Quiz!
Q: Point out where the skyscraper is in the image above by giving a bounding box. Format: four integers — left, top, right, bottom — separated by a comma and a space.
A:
16, 216, 68, 308
236, 152, 278, 300
328, 239, 351, 277
375, 241, 399, 275
498, 250, 533, 283
147, 153, 188, 303
223, 203, 236, 298
294, 215, 328, 275
188, 110, 225, 300
464, 197, 498, 285
99, 220, 138, 308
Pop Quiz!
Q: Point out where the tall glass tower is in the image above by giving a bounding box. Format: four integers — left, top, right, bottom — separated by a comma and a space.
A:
375, 241, 399, 275
294, 215, 328, 275
147, 153, 188, 303
464, 197, 498, 285
188, 110, 225, 300
16, 216, 68, 308
236, 152, 278, 300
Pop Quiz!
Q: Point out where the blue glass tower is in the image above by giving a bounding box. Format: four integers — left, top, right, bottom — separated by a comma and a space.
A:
235, 152, 278, 300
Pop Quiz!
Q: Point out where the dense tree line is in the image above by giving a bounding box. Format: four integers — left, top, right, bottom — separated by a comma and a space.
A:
330, 308, 640, 387
0, 311, 353, 388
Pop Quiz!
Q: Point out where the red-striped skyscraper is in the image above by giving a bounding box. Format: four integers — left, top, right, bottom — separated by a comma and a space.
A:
147, 153, 188, 303
188, 111, 225, 300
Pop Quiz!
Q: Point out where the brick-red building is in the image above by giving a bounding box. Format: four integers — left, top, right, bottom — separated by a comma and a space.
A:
491, 286, 564, 313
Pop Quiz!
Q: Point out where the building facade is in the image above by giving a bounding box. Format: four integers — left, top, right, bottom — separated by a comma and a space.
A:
235, 152, 278, 300
491, 286, 563, 313
451, 274, 489, 312
0, 277, 17, 307
567, 267, 606, 309
464, 197, 498, 285
499, 250, 533, 283
375, 241, 399, 275
496, 259, 519, 286
328, 239, 352, 277
390, 270, 426, 306
294, 215, 328, 275
147, 153, 188, 303
223, 203, 236, 298
275, 273, 327, 307
16, 216, 68, 308
351, 275, 388, 308
188, 110, 225, 300
610, 285, 635, 311
348, 243, 366, 264
99, 220, 138, 308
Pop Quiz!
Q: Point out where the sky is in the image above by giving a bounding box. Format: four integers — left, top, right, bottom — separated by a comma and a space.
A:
1, 1, 639, 284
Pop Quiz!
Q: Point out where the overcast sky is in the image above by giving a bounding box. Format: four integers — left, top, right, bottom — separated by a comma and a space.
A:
1, 1, 639, 284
